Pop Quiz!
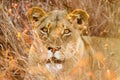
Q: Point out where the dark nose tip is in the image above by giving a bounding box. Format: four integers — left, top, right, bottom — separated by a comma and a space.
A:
47, 46, 61, 53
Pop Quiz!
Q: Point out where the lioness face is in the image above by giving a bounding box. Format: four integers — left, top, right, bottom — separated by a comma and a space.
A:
27, 7, 89, 72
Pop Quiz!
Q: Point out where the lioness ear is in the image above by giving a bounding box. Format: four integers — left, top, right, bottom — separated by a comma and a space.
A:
67, 9, 89, 35
26, 7, 46, 27
67, 9, 89, 25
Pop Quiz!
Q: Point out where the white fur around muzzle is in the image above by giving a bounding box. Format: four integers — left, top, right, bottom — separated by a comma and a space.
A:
46, 50, 64, 72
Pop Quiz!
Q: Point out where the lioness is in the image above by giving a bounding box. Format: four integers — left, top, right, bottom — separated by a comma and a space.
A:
27, 7, 94, 80
27, 7, 93, 80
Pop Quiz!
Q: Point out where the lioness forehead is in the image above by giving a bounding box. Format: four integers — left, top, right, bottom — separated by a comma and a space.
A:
39, 10, 70, 29
48, 10, 68, 19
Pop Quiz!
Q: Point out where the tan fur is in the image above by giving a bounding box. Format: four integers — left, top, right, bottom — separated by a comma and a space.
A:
27, 7, 94, 80
27, 7, 93, 77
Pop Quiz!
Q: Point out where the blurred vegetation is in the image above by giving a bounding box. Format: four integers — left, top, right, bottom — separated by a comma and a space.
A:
1, 0, 120, 37
0, 0, 120, 80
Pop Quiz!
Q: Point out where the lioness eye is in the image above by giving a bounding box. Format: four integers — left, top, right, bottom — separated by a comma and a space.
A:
41, 27, 48, 33
64, 29, 71, 34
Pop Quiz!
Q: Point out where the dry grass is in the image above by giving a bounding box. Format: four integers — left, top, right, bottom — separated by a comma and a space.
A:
0, 0, 120, 80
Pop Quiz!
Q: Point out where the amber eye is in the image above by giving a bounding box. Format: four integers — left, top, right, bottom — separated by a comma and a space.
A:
41, 27, 48, 33
64, 29, 71, 34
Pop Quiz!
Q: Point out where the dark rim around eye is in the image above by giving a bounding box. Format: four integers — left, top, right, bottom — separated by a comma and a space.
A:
64, 29, 71, 34
41, 27, 48, 33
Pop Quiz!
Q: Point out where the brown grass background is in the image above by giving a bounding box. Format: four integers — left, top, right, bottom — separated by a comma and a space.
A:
0, 0, 120, 80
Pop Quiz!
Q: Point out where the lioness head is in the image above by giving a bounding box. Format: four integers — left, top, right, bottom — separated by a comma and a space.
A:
27, 7, 90, 72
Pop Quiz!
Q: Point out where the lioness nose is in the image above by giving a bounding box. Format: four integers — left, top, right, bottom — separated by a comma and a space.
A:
48, 46, 61, 53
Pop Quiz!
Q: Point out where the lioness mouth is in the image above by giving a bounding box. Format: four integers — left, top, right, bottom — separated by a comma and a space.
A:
46, 56, 65, 64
